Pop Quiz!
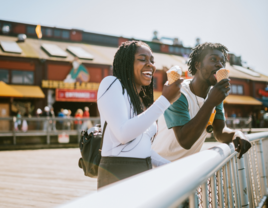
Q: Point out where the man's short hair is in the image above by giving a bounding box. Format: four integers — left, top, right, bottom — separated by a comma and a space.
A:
188, 42, 229, 75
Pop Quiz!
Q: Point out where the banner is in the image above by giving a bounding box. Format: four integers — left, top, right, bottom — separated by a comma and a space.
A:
56, 89, 97, 102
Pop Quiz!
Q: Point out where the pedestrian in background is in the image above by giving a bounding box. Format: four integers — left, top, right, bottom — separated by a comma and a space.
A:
36, 108, 42, 130
42, 106, 52, 131
50, 107, 56, 131
74, 109, 83, 130
57, 108, 65, 130
82, 106, 92, 130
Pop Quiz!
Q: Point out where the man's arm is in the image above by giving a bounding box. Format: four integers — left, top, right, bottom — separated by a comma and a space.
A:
213, 119, 234, 143
213, 119, 251, 159
172, 79, 230, 149
173, 101, 215, 149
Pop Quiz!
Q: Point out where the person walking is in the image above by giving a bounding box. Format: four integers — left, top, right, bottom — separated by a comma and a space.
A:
82, 106, 92, 129
97, 40, 182, 189
74, 109, 83, 130
57, 108, 65, 130
42, 106, 52, 131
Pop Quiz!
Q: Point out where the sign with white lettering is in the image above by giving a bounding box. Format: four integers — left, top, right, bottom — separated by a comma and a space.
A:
56, 89, 97, 102
58, 133, 70, 143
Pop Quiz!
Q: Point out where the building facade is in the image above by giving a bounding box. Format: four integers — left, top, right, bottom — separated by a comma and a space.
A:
0, 20, 268, 128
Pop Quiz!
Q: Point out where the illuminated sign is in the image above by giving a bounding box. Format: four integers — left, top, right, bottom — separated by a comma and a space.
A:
42, 80, 99, 90
56, 89, 97, 102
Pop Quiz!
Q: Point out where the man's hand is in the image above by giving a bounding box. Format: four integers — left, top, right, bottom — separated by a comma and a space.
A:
207, 79, 230, 107
232, 131, 251, 159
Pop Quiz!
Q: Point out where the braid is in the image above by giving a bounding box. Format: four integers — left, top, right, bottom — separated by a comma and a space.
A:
113, 41, 154, 115
188, 42, 229, 75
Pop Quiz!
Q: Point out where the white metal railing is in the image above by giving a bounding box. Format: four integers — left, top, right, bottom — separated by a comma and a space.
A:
0, 117, 100, 145
58, 132, 268, 208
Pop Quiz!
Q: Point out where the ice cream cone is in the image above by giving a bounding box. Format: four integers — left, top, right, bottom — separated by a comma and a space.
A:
216, 68, 230, 82
167, 65, 182, 85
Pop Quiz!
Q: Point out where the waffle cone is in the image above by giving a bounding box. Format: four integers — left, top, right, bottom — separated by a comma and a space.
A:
167, 71, 181, 84
216, 69, 229, 82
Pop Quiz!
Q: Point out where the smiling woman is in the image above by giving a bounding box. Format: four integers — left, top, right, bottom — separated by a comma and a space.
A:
96, 41, 183, 188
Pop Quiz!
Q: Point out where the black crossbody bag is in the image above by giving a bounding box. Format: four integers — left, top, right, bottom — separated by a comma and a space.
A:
78, 78, 121, 178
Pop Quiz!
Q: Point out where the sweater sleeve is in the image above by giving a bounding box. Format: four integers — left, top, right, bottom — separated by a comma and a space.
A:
97, 76, 170, 144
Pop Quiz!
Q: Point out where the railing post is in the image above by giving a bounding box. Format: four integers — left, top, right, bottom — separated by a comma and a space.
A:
210, 174, 217, 208
227, 161, 235, 208
12, 116, 16, 145
236, 155, 250, 208
257, 140, 268, 196
218, 169, 225, 208
201, 182, 208, 208
46, 117, 50, 144
189, 192, 198, 208
244, 152, 254, 207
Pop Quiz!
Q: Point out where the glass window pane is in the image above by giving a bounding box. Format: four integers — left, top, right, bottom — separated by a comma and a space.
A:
62, 31, 70, 39
46, 28, 53, 37
12, 71, 23, 83
175, 47, 179, 53
169, 46, 174, 53
0, 69, 9, 83
232, 85, 237, 94
27, 26, 35, 34
54, 29, 61, 37
23, 71, 34, 84
237, 85, 243, 94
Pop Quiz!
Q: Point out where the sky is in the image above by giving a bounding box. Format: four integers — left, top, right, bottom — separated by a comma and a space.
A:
1, 0, 268, 75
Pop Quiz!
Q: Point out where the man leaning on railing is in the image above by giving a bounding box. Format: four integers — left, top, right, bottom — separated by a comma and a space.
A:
152, 42, 252, 162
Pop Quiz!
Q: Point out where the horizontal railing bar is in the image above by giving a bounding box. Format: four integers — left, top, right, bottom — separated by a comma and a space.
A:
57, 134, 268, 208
0, 117, 100, 121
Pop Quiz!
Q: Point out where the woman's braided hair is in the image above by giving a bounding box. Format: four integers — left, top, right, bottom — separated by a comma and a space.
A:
113, 40, 154, 115
188, 42, 229, 75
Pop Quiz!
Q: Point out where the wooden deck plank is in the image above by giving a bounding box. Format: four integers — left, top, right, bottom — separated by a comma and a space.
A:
0, 148, 97, 208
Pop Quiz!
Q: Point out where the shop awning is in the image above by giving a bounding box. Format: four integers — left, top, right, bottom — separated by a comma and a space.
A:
0, 81, 23, 97
256, 98, 268, 107
10, 85, 45, 98
224, 95, 262, 105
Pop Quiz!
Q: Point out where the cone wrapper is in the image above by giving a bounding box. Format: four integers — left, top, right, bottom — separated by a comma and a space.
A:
216, 68, 230, 82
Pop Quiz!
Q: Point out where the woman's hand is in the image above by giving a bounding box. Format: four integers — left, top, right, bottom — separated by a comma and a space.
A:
162, 78, 184, 104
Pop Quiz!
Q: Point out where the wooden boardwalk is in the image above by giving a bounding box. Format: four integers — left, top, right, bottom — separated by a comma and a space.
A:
0, 143, 219, 208
0, 148, 97, 208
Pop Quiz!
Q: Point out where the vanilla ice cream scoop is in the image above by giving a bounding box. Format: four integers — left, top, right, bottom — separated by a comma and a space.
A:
167, 65, 182, 84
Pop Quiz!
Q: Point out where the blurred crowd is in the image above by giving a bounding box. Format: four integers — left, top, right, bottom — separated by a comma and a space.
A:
14, 106, 93, 131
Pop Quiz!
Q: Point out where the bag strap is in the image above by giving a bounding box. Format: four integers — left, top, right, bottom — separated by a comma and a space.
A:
99, 121, 107, 152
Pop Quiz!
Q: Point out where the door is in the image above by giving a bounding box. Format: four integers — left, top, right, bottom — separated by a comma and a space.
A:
0, 103, 10, 131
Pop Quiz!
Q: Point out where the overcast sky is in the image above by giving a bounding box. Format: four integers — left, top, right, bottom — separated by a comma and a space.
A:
1, 0, 268, 75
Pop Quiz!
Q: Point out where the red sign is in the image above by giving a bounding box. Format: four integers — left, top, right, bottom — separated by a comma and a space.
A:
259, 89, 268, 97
56, 89, 97, 102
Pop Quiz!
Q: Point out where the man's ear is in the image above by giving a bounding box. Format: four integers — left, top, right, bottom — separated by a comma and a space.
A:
195, 62, 201, 72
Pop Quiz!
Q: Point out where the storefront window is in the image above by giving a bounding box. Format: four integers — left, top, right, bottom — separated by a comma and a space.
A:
27, 26, 35, 34
46, 28, 53, 37
54, 29, 61, 37
231, 85, 237, 94
62, 31, 70, 39
231, 84, 243, 95
0, 69, 9, 83
11, 71, 34, 84
237, 85, 243, 94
